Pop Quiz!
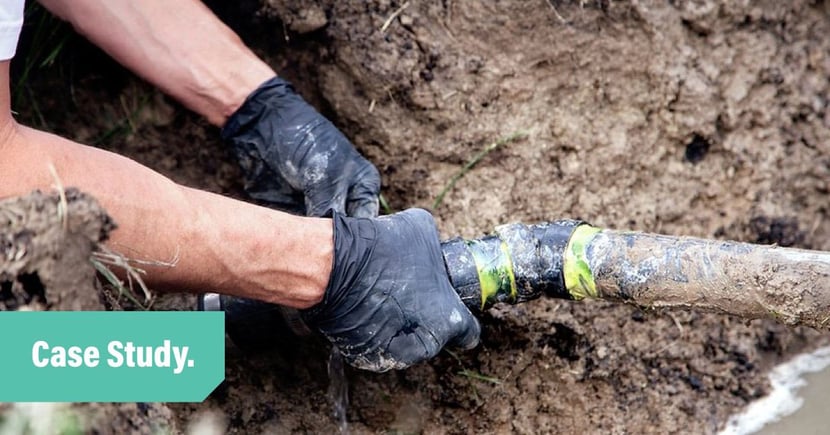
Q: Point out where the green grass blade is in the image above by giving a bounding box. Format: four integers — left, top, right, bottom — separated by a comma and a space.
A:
432, 130, 527, 209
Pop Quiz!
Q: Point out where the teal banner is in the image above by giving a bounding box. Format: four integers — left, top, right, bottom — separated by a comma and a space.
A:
0, 311, 224, 402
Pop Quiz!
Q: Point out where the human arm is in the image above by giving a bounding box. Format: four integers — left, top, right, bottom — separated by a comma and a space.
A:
37, 0, 272, 126
0, 99, 477, 372
0, 114, 479, 369
38, 0, 381, 217
0, 61, 331, 307
2, 58, 478, 369
6, 0, 477, 367
0, 116, 479, 371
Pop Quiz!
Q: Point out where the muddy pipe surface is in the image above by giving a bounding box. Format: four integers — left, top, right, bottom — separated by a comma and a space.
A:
445, 221, 830, 330
580, 228, 830, 330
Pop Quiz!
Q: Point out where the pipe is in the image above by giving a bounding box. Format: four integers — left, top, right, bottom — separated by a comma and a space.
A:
447, 222, 830, 329
202, 221, 830, 349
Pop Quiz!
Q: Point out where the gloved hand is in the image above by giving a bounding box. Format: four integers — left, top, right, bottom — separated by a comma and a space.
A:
222, 76, 381, 218
303, 208, 481, 372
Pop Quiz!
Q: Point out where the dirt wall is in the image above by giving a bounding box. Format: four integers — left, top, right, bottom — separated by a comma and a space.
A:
249, 2, 830, 431
10, 0, 830, 433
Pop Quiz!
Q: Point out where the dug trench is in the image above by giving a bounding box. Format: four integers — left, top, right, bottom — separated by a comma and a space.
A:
6, 0, 830, 433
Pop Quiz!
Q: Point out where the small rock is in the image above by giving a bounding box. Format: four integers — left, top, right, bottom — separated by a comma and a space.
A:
289, 6, 328, 34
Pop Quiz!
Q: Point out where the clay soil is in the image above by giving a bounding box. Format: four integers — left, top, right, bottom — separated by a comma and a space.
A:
7, 0, 830, 433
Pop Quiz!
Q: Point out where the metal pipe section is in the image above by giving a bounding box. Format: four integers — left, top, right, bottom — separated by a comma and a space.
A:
579, 228, 830, 329
444, 222, 830, 330
199, 293, 311, 350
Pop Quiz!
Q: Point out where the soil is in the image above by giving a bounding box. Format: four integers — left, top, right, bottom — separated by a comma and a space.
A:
7, 0, 830, 433
0, 190, 112, 312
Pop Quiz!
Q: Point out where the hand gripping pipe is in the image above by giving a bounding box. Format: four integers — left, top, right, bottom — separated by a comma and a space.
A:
201, 220, 830, 348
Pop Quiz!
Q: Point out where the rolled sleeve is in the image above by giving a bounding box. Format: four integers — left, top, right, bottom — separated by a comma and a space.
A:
0, 0, 25, 61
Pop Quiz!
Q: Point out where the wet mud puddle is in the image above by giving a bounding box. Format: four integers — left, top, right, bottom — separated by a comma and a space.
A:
720, 346, 830, 434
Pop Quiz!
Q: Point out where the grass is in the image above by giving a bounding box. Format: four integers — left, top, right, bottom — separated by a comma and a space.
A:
91, 244, 180, 311
380, 1, 411, 33
432, 130, 528, 209
47, 163, 68, 231
13, 4, 148, 142
91, 253, 151, 311
13, 3, 73, 123
443, 349, 502, 405
92, 87, 153, 145
45, 164, 161, 311
457, 369, 502, 385
379, 193, 393, 215
445, 349, 502, 385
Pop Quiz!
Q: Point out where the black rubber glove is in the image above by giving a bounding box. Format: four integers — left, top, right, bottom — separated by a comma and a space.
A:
222, 76, 381, 218
303, 208, 481, 372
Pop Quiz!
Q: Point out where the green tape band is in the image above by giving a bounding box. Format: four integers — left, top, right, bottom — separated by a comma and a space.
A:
563, 225, 601, 300
467, 238, 517, 309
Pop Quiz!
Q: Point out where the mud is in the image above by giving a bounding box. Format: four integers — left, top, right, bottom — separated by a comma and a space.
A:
0, 189, 112, 311
9, 0, 830, 433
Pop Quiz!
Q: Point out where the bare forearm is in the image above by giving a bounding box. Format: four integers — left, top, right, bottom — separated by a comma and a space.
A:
0, 124, 330, 307
38, 0, 275, 126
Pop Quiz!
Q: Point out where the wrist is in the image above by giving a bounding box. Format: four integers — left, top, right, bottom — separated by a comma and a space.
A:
208, 64, 275, 127
181, 187, 331, 307
221, 76, 297, 139
287, 216, 332, 308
